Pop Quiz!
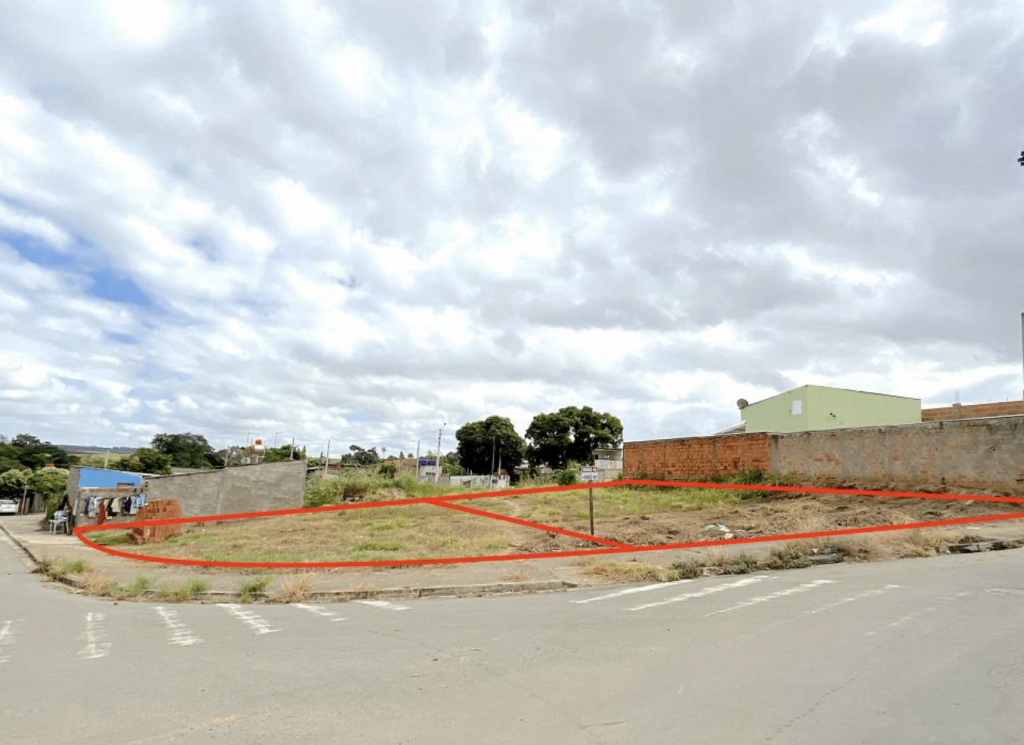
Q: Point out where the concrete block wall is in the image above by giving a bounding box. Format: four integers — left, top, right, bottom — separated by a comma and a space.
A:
623, 433, 771, 479
143, 460, 306, 517
623, 415, 1024, 494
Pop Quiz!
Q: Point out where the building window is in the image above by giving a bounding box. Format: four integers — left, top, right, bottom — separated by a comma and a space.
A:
791, 399, 803, 415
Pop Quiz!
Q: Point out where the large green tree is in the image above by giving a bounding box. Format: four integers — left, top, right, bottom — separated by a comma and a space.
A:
0, 433, 75, 470
151, 432, 218, 468
455, 417, 526, 479
526, 406, 623, 469
111, 448, 173, 474
0, 468, 31, 499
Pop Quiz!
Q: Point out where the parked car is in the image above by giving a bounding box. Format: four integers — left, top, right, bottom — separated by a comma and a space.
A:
0, 498, 18, 516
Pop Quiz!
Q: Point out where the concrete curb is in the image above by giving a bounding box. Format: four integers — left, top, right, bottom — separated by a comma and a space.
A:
0, 522, 40, 572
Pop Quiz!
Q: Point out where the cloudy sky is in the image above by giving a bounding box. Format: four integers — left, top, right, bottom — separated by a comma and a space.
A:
1, 0, 1022, 454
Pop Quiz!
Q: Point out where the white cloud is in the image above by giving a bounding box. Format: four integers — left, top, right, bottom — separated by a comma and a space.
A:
0, 0, 1020, 452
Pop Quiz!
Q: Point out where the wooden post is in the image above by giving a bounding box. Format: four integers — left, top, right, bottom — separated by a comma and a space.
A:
589, 487, 595, 535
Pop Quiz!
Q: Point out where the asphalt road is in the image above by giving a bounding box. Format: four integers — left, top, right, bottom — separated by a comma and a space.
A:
2, 529, 1023, 744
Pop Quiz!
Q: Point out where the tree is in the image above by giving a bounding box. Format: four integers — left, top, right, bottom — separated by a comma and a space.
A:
151, 432, 218, 468
263, 444, 304, 463
341, 445, 380, 466
111, 448, 172, 474
455, 417, 527, 479
526, 406, 623, 470
30, 466, 69, 519
0, 468, 31, 499
0, 433, 74, 470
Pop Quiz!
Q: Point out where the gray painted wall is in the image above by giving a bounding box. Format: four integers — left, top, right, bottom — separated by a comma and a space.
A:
143, 460, 306, 516
770, 415, 1024, 494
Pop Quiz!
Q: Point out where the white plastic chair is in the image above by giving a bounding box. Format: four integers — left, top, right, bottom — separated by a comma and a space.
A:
49, 511, 69, 535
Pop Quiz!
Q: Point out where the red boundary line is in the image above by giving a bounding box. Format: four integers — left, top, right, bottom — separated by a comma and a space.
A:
430, 500, 631, 548
73, 480, 1024, 569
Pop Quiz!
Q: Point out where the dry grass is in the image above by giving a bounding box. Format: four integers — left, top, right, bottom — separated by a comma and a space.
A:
583, 560, 670, 583
121, 504, 563, 564
833, 536, 888, 562
889, 529, 946, 558
793, 513, 831, 551
274, 573, 317, 602
497, 570, 531, 583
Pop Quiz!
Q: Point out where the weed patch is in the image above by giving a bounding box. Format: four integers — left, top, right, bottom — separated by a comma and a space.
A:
238, 575, 273, 603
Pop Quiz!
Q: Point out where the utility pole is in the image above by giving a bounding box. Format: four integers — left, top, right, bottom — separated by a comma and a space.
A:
322, 439, 331, 479
289, 437, 295, 461
435, 423, 445, 483
1020, 311, 1023, 402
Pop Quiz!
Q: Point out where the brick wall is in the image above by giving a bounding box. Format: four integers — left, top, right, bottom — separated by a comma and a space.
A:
770, 415, 1024, 493
623, 433, 771, 479
624, 415, 1024, 494
922, 401, 1024, 421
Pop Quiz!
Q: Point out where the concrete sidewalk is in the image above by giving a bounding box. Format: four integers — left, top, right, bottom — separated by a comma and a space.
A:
4, 513, 1024, 603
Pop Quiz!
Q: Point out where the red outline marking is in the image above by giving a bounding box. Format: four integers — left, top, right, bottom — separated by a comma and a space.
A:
430, 500, 631, 548
73, 480, 1024, 569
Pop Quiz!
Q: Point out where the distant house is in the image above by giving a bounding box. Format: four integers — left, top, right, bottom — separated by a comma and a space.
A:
592, 446, 623, 478
737, 385, 921, 434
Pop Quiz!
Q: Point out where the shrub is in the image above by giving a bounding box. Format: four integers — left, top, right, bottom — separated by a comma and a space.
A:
668, 560, 704, 579
765, 543, 812, 570
556, 468, 577, 486
238, 575, 273, 603
378, 463, 397, 479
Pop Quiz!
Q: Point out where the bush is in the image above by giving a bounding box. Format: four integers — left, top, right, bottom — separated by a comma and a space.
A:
238, 575, 273, 603
668, 560, 704, 579
378, 463, 397, 479
555, 468, 577, 486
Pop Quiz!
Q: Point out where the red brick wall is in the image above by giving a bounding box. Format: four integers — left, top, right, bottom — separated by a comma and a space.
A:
623, 433, 771, 479
922, 401, 1024, 422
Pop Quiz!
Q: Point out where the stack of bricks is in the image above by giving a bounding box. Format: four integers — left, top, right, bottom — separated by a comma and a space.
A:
623, 433, 771, 480
130, 499, 183, 544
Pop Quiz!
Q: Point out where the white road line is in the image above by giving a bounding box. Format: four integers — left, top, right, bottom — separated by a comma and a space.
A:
356, 600, 410, 612
154, 606, 203, 646
986, 588, 1024, 597
627, 576, 772, 612
217, 604, 281, 635
77, 611, 111, 660
294, 603, 347, 622
864, 606, 939, 636
0, 619, 22, 667
707, 579, 837, 617
805, 584, 902, 615
573, 579, 695, 604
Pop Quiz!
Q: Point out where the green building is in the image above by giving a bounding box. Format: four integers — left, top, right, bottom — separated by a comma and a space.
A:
739, 385, 921, 434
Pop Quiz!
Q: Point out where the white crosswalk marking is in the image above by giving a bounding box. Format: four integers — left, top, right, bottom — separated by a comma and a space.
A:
356, 600, 409, 612
805, 584, 902, 615
707, 579, 836, 616
573, 579, 695, 604
154, 606, 203, 646
627, 576, 772, 612
294, 603, 347, 622
864, 605, 939, 636
77, 611, 111, 660
0, 619, 22, 667
217, 603, 281, 635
